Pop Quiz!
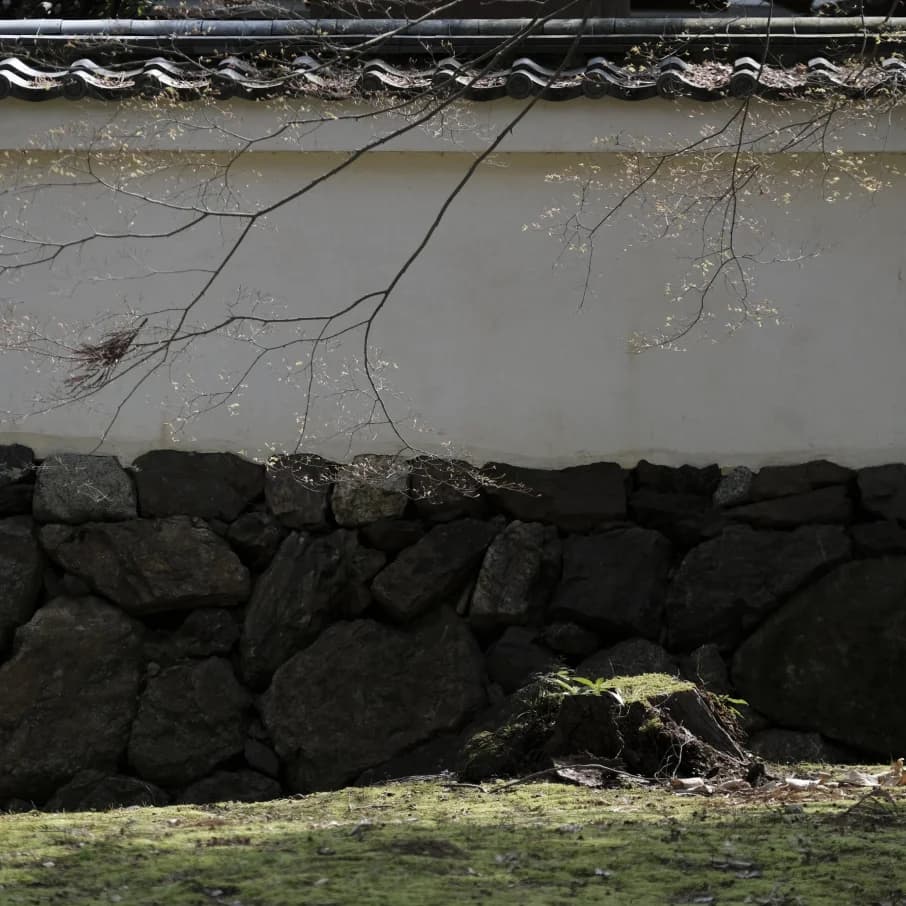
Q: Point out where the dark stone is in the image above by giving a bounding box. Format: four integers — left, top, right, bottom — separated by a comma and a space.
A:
262, 609, 486, 791
40, 516, 250, 615
542, 622, 599, 659
145, 609, 240, 666
241, 530, 385, 688
409, 457, 486, 523
733, 558, 906, 756
128, 657, 250, 788
372, 518, 498, 623
713, 467, 753, 508
360, 518, 426, 554
177, 770, 282, 805
857, 464, 906, 521
132, 450, 264, 521
577, 638, 677, 681
0, 517, 43, 652
481, 461, 627, 531
264, 454, 334, 529
635, 460, 721, 496
485, 626, 558, 693
548, 528, 671, 640
226, 510, 287, 571
746, 729, 854, 765
0, 483, 33, 517
33, 454, 136, 524
723, 485, 853, 529
851, 521, 906, 556
749, 460, 853, 501
680, 644, 731, 695
244, 739, 280, 778
45, 771, 169, 811
0, 597, 143, 801
0, 444, 34, 487
331, 455, 409, 527
628, 489, 715, 548
469, 521, 559, 629
666, 524, 851, 652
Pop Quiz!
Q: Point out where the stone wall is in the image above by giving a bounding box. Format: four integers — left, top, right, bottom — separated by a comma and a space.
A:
2, 445, 904, 810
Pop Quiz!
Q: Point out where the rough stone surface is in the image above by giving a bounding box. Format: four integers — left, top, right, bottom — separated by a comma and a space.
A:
262, 610, 487, 791
331, 454, 409, 527
680, 644, 731, 695
851, 520, 906, 556
132, 450, 264, 521
485, 626, 558, 693
628, 489, 716, 549
145, 609, 240, 666
0, 518, 43, 652
0, 444, 34, 487
749, 460, 853, 501
33, 454, 136, 524
857, 464, 906, 521
577, 638, 677, 681
241, 530, 385, 688
177, 770, 282, 805
542, 622, 600, 659
733, 558, 906, 756
746, 729, 853, 764
128, 657, 250, 788
410, 457, 486, 523
264, 454, 333, 529
372, 518, 498, 623
359, 518, 426, 554
226, 510, 287, 570
469, 521, 558, 629
635, 460, 721, 496
481, 461, 627, 531
40, 516, 250, 615
713, 466, 754, 508
45, 771, 169, 811
723, 485, 853, 529
666, 524, 851, 652
0, 597, 143, 801
548, 528, 671, 640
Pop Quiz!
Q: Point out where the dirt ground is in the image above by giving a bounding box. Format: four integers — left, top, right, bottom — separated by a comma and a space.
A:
2, 770, 905, 905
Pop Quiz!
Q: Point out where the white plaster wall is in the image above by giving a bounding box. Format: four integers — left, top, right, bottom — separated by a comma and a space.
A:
1, 97, 905, 467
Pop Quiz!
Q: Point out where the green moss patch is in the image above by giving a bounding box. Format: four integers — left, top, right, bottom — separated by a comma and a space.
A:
2, 780, 905, 905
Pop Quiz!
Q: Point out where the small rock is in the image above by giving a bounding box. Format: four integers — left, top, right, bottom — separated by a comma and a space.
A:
372, 519, 498, 623
481, 461, 627, 531
33, 454, 136, 524
713, 467, 753, 508
44, 771, 169, 811
542, 622, 599, 659
0, 444, 34, 487
359, 518, 425, 553
132, 450, 264, 521
330, 455, 409, 527
857, 464, 906, 521
264, 454, 334, 529
227, 510, 287, 570
128, 657, 251, 788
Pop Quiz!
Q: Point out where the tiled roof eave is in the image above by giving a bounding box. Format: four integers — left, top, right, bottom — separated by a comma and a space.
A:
1, 52, 905, 103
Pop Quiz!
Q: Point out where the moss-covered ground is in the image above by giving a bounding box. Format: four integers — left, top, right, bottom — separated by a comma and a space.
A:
2, 774, 905, 905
